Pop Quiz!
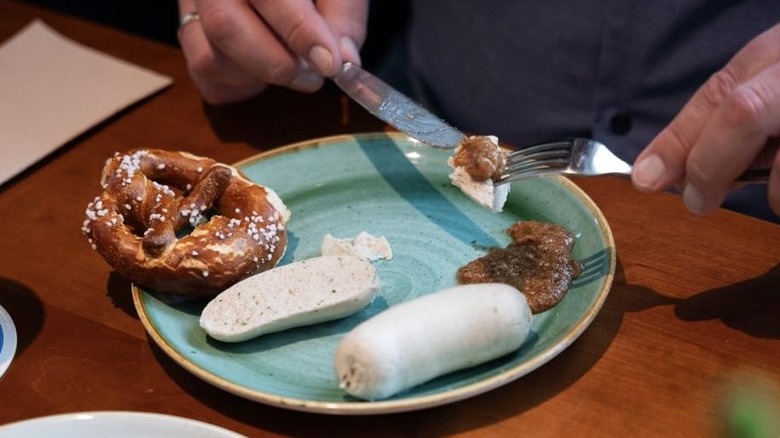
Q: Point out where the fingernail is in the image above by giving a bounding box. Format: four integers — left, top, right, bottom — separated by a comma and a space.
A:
290, 69, 323, 91
339, 37, 361, 64
632, 154, 666, 188
682, 183, 705, 214
309, 45, 334, 76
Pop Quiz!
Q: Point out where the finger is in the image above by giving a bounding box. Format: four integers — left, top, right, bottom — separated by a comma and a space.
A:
317, 0, 370, 64
768, 151, 780, 216
179, 5, 258, 88
197, 0, 323, 89
632, 24, 780, 193
682, 63, 780, 215
179, 3, 270, 103
177, 0, 200, 40
178, 0, 196, 17
249, 0, 343, 77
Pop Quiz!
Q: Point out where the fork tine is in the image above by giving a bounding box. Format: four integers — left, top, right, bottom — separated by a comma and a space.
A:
498, 140, 573, 185
504, 141, 571, 166
505, 140, 571, 158
505, 149, 569, 167
508, 140, 572, 156
496, 167, 566, 185
504, 158, 569, 173
496, 160, 569, 185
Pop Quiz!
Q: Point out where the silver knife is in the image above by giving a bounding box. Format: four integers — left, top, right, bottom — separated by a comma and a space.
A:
333, 62, 466, 149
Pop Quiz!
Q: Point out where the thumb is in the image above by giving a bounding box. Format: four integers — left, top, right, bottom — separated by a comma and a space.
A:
318, 0, 370, 65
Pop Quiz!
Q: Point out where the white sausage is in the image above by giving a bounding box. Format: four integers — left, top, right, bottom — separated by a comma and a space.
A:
333, 283, 533, 400
200, 255, 380, 342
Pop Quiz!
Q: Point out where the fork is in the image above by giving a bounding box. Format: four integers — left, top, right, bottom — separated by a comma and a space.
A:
495, 138, 631, 185
494, 137, 771, 185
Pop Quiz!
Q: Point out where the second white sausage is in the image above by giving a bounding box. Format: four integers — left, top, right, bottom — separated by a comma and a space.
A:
333, 283, 533, 400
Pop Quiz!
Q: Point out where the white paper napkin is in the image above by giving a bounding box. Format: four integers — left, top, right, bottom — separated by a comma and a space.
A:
0, 19, 173, 185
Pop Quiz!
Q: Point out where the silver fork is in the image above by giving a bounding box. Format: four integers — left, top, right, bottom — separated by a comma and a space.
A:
495, 137, 771, 185
495, 138, 632, 185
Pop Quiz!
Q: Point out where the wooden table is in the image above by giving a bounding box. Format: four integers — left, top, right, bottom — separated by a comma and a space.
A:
1, 1, 779, 436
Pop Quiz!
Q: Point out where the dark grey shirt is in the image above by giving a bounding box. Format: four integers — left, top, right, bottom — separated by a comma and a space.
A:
403, 1, 780, 222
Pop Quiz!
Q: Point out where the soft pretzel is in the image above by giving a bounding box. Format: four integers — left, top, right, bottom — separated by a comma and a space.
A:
82, 149, 291, 297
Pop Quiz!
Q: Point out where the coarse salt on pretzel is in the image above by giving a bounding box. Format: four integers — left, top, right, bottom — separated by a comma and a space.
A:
81, 149, 291, 297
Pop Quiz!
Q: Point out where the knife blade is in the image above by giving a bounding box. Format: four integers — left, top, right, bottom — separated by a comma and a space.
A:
333, 62, 466, 149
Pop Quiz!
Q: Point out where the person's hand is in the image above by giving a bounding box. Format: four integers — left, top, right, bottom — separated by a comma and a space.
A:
632, 22, 780, 216
176, 0, 369, 104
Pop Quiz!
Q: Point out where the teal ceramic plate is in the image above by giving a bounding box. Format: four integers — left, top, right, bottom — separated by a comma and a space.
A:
132, 132, 615, 415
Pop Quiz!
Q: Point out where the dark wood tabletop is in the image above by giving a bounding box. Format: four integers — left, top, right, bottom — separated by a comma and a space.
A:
1, 1, 779, 436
